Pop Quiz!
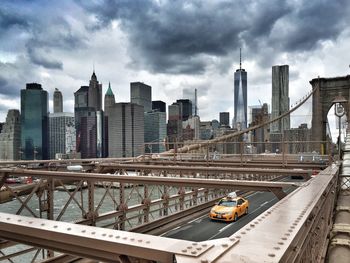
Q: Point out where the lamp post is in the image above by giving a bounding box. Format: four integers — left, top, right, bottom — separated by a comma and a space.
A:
334, 101, 346, 159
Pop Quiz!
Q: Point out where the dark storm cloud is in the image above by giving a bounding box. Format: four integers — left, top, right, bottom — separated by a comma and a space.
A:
26, 46, 63, 69
0, 3, 85, 70
0, 76, 19, 97
0, 7, 29, 30
268, 0, 349, 52
77, 0, 349, 74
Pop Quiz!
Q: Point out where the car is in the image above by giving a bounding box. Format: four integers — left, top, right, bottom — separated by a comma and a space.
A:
209, 196, 249, 222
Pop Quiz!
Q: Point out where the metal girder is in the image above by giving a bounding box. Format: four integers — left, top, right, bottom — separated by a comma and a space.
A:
0, 212, 217, 263
0, 169, 295, 199
137, 160, 327, 170
0, 165, 337, 263
98, 163, 311, 177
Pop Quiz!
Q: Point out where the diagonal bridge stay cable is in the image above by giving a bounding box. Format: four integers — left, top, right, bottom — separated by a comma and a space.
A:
160, 85, 318, 155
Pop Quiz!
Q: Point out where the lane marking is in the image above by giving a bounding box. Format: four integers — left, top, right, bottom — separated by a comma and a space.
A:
219, 223, 233, 232
260, 201, 269, 207
188, 214, 208, 224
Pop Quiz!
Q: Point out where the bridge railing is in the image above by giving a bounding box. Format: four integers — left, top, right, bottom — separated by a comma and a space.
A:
142, 140, 332, 165
0, 163, 338, 263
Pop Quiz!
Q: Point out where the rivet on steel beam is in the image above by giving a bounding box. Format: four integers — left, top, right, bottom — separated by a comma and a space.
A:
102, 233, 107, 237
146, 241, 150, 244
91, 232, 95, 235
196, 247, 202, 251
273, 247, 280, 250
285, 233, 290, 236
241, 231, 246, 235
130, 238, 135, 241
250, 224, 255, 227
201, 259, 208, 263
201, 244, 208, 247
138, 239, 142, 242
222, 243, 229, 248
115, 235, 120, 239
109, 234, 113, 238
229, 237, 236, 241
282, 237, 287, 240
67, 228, 71, 231
41, 223, 45, 226
268, 253, 275, 257
6, 218, 10, 220
191, 251, 197, 255
81, 230, 86, 233
18, 219, 22, 222
123, 237, 127, 240
192, 242, 198, 246
54, 225, 58, 228
182, 249, 187, 253
235, 236, 241, 239
278, 242, 284, 245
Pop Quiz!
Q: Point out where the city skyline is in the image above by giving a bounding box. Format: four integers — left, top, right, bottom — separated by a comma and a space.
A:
0, 1, 349, 126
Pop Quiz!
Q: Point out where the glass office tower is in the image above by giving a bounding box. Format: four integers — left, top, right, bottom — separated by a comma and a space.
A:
233, 49, 247, 130
21, 83, 49, 160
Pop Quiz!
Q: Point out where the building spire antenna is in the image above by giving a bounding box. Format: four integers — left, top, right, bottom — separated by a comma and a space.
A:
239, 48, 242, 70
93, 61, 95, 73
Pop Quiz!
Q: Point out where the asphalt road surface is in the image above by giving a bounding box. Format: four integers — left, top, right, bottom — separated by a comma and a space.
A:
162, 179, 298, 242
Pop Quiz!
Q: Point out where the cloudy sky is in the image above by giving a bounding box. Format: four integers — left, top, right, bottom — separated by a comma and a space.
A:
0, 0, 349, 134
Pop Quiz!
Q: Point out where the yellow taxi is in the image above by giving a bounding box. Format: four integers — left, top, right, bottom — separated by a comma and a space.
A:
209, 196, 249, 222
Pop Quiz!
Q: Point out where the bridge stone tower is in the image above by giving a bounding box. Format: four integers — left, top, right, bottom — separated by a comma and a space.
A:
311, 75, 350, 145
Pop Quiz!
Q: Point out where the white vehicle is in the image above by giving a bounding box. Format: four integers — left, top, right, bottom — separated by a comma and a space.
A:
227, 191, 237, 199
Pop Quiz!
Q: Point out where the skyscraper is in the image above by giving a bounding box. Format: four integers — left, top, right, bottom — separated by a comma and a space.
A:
49, 112, 75, 159
152, 100, 166, 113
144, 110, 166, 153
167, 102, 182, 147
21, 83, 49, 160
176, 99, 192, 121
219, 112, 230, 127
0, 109, 21, 160
74, 71, 103, 158
271, 65, 290, 133
108, 103, 144, 157
88, 71, 103, 111
233, 49, 247, 130
53, 88, 63, 113
103, 82, 115, 157
130, 82, 152, 112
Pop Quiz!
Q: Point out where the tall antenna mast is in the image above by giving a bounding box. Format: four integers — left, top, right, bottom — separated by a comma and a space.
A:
194, 88, 198, 116
239, 48, 242, 70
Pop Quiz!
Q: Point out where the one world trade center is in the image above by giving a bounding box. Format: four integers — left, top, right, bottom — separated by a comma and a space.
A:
233, 48, 247, 130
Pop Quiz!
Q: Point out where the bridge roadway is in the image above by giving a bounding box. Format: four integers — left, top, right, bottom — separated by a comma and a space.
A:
163, 181, 297, 242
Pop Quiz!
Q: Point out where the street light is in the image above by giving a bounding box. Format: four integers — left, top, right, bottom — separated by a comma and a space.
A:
333, 95, 347, 159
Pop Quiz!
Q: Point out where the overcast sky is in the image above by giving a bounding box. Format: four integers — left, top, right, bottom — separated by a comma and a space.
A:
0, 0, 349, 132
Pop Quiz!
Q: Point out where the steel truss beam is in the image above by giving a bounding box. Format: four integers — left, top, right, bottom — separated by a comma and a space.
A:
0, 168, 294, 199
0, 165, 338, 263
97, 163, 312, 178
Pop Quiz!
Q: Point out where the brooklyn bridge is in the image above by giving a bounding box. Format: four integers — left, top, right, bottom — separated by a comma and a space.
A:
0, 75, 349, 262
